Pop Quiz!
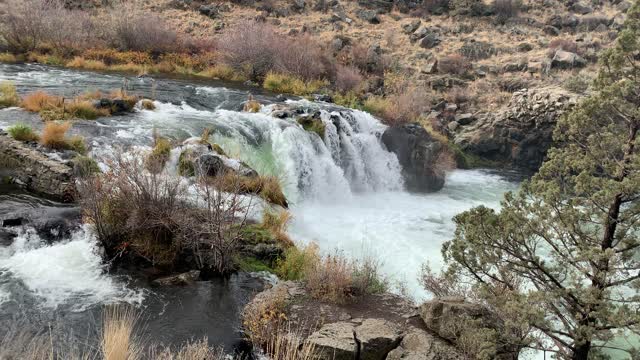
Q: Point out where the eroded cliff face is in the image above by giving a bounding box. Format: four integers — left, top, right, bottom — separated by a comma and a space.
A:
0, 133, 75, 201
452, 87, 581, 172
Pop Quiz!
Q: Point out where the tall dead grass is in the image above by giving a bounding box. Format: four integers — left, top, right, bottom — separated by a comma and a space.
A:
101, 306, 143, 360
21, 91, 64, 112
40, 121, 71, 149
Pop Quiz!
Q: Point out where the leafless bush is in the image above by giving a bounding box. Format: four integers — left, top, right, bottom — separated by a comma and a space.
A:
217, 20, 328, 81
107, 12, 181, 54
0, 0, 98, 54
1, 0, 51, 52
438, 54, 472, 75
77, 150, 253, 274
493, 0, 520, 22
334, 65, 364, 93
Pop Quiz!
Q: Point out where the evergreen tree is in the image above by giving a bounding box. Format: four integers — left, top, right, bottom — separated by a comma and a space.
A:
425, 2, 640, 359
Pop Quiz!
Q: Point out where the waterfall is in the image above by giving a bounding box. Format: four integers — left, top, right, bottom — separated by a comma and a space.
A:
179, 102, 406, 204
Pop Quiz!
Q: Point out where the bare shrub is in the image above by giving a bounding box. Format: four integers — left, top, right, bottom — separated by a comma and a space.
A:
78, 151, 253, 274
438, 54, 472, 75
217, 20, 327, 81
364, 85, 433, 126
493, 0, 520, 22
0, 0, 49, 52
334, 65, 364, 93
1, 0, 97, 54
107, 12, 181, 54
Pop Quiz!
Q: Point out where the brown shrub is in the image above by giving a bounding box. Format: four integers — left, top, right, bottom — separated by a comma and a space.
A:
21, 91, 63, 112
40, 121, 71, 149
438, 54, 472, 75
364, 86, 433, 126
107, 12, 181, 54
493, 0, 520, 22
334, 65, 364, 93
1, 0, 49, 53
217, 20, 328, 81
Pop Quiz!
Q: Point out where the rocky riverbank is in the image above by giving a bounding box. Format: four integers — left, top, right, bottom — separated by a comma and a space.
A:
243, 281, 520, 359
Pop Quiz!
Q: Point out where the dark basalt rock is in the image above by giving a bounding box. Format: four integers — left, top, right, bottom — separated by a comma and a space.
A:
382, 123, 446, 193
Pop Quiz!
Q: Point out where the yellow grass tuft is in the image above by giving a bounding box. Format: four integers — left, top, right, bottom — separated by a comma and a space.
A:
101, 306, 143, 360
262, 209, 293, 246
67, 57, 107, 71
0, 52, 18, 63
263, 72, 327, 96
0, 81, 21, 108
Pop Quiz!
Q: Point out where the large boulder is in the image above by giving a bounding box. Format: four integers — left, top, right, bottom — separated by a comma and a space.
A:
551, 50, 587, 69
178, 140, 258, 178
387, 327, 463, 360
453, 87, 579, 172
382, 123, 446, 192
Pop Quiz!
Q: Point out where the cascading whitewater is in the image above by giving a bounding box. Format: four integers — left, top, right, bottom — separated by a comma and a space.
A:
157, 99, 405, 203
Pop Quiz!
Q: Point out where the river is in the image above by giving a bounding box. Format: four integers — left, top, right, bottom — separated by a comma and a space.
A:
0, 63, 519, 352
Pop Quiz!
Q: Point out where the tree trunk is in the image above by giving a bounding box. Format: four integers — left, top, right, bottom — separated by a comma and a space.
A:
573, 341, 591, 360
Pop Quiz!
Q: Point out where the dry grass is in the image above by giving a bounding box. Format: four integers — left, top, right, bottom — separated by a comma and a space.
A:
40, 121, 71, 149
243, 98, 261, 113
262, 209, 293, 246
219, 173, 288, 208
67, 100, 110, 120
67, 57, 108, 71
21, 91, 63, 112
198, 64, 247, 82
101, 306, 143, 360
263, 72, 327, 96
276, 244, 388, 303
151, 339, 226, 360
0, 81, 21, 108
0, 52, 18, 63
141, 99, 156, 110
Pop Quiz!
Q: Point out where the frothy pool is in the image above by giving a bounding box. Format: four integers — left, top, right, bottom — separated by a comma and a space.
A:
290, 169, 518, 299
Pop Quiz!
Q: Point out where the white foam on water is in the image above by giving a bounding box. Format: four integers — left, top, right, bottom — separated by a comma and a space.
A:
289, 169, 517, 300
0, 226, 145, 310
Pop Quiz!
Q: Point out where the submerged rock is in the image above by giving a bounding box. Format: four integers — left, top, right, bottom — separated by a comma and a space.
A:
381, 123, 446, 192
152, 270, 200, 286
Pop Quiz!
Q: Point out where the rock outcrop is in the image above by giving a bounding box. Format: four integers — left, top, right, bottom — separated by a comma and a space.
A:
382, 123, 446, 192
0, 134, 75, 201
243, 281, 477, 360
452, 87, 580, 172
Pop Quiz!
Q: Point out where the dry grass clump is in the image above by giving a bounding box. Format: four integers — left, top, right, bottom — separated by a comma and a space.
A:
67, 100, 110, 120
101, 306, 143, 360
262, 209, 293, 246
40, 121, 71, 149
198, 64, 247, 82
146, 136, 172, 173
263, 72, 327, 96
243, 98, 261, 113
67, 57, 108, 71
21, 91, 63, 112
276, 244, 388, 303
0, 81, 21, 108
141, 99, 156, 110
0, 53, 18, 63
219, 173, 288, 208
151, 339, 226, 360
7, 123, 39, 142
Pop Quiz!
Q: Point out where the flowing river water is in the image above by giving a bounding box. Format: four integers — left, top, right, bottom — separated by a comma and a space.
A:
0, 63, 520, 352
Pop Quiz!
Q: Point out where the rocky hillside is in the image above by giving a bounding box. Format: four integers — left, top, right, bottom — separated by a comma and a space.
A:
104, 0, 628, 170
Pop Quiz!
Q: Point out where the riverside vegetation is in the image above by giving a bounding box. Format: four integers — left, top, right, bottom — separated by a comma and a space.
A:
1, 0, 639, 359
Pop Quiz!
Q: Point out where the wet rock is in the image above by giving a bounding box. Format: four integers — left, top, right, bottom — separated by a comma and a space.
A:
0, 135, 74, 201
179, 140, 258, 179
0, 229, 16, 246
382, 123, 446, 192
195, 154, 227, 177
387, 328, 463, 360
93, 98, 135, 115
152, 270, 200, 286
551, 50, 587, 69
454, 87, 579, 172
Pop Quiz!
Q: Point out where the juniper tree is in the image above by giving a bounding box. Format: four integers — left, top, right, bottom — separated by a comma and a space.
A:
424, 2, 640, 359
